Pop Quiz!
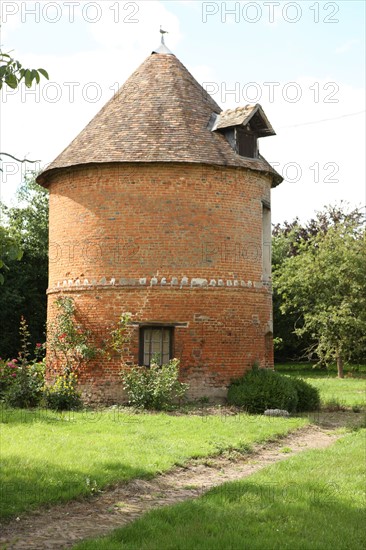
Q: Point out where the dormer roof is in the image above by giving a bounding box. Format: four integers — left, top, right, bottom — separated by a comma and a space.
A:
211, 104, 275, 137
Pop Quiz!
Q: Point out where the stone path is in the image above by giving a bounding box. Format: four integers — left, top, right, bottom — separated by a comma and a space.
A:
0, 425, 340, 550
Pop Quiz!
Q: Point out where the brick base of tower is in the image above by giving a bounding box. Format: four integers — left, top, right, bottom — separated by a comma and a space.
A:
46, 285, 273, 404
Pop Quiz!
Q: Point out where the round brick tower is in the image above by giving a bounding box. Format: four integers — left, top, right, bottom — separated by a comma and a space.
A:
37, 41, 282, 403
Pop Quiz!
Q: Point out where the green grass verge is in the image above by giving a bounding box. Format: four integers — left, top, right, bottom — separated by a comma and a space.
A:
275, 363, 366, 377
73, 429, 366, 550
301, 377, 366, 408
0, 407, 306, 519
275, 364, 366, 408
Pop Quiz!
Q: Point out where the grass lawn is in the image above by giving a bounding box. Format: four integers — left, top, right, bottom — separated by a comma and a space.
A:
275, 363, 366, 408
300, 377, 366, 408
73, 429, 366, 550
275, 363, 366, 377
0, 407, 306, 519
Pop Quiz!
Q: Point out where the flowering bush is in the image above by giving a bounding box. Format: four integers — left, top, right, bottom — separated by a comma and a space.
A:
43, 372, 82, 411
5, 360, 45, 408
121, 358, 189, 410
0, 358, 19, 398
1, 318, 46, 408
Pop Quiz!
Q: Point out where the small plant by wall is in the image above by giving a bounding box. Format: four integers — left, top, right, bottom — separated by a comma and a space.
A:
112, 317, 190, 410
121, 358, 189, 410
43, 372, 82, 411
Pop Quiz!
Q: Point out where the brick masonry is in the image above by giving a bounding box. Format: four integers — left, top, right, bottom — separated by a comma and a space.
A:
46, 163, 273, 403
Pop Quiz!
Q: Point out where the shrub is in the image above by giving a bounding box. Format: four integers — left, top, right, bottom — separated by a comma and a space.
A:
227, 367, 298, 414
0, 358, 19, 399
43, 373, 82, 411
4, 361, 45, 408
121, 359, 189, 410
2, 317, 46, 408
290, 377, 320, 412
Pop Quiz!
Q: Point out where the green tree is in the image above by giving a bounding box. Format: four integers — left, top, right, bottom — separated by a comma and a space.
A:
272, 226, 310, 360
0, 173, 48, 358
0, 226, 23, 284
274, 216, 366, 377
272, 204, 364, 361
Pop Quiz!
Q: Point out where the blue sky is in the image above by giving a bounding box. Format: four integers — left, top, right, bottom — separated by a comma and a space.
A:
1, 0, 365, 223
171, 1, 365, 85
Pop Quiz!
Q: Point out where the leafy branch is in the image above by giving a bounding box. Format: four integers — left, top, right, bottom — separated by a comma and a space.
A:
0, 50, 49, 90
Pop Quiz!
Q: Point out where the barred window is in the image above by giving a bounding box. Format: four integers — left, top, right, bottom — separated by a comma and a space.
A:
139, 326, 173, 366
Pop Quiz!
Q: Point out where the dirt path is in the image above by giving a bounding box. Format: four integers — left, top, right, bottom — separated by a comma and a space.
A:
0, 425, 341, 550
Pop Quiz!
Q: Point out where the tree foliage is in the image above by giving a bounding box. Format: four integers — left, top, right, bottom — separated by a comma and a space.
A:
272, 204, 365, 362
0, 49, 48, 90
274, 207, 366, 376
0, 226, 23, 284
0, 174, 48, 358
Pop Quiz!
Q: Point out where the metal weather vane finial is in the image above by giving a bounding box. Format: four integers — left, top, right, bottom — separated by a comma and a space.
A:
160, 25, 168, 45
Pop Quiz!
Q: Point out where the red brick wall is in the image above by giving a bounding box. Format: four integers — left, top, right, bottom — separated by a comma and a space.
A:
46, 163, 273, 402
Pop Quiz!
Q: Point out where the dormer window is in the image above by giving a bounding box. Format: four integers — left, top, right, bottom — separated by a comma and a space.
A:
211, 104, 275, 160
236, 127, 258, 158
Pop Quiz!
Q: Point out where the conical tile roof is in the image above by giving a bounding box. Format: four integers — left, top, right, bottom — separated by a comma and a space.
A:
37, 51, 282, 186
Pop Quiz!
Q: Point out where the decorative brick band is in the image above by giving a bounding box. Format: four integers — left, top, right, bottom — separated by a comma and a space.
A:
47, 276, 271, 294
